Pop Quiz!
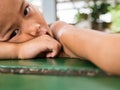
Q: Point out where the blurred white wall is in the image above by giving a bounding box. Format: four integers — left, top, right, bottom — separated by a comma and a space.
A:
42, 0, 56, 24
27, 0, 56, 24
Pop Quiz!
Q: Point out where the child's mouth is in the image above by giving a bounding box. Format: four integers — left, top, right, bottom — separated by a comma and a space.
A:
38, 29, 51, 36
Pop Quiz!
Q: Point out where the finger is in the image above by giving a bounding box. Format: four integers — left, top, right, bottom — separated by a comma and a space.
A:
46, 45, 61, 58
46, 49, 58, 58
46, 52, 53, 58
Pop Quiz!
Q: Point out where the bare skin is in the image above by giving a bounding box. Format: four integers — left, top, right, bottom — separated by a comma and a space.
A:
0, 0, 61, 59
51, 21, 120, 75
0, 0, 120, 76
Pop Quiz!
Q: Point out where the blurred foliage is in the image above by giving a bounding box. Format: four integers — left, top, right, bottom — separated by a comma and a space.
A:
74, 1, 111, 28
110, 4, 120, 33
91, 2, 111, 23
75, 11, 88, 23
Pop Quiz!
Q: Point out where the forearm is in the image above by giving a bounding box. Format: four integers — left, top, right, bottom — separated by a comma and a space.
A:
51, 21, 120, 75
0, 42, 18, 59
94, 34, 120, 75
77, 30, 120, 75
58, 28, 106, 58
59, 29, 120, 75
51, 21, 103, 58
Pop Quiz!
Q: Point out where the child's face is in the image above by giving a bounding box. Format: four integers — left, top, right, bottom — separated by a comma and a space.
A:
0, 0, 53, 43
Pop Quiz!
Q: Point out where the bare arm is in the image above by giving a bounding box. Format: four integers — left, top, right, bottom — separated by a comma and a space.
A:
51, 21, 120, 75
18, 35, 61, 59
0, 35, 61, 59
0, 42, 18, 59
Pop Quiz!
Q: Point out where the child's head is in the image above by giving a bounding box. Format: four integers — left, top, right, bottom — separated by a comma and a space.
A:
0, 0, 52, 43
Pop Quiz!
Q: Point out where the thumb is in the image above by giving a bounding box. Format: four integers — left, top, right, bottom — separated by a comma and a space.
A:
46, 49, 57, 58
46, 42, 61, 58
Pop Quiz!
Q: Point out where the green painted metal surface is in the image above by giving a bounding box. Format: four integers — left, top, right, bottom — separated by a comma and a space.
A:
0, 58, 104, 76
0, 58, 119, 90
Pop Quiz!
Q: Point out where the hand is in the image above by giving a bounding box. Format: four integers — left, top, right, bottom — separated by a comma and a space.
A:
18, 35, 61, 59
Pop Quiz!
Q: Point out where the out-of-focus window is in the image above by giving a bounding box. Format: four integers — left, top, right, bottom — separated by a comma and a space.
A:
56, 0, 91, 24
56, 0, 120, 32
27, 0, 42, 12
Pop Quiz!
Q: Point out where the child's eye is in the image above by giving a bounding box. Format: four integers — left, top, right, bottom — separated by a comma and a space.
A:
10, 29, 19, 39
24, 6, 30, 16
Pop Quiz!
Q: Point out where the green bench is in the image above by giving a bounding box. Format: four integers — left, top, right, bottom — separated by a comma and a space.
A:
0, 58, 119, 90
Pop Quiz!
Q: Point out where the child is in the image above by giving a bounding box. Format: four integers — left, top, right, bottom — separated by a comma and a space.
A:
51, 21, 120, 75
0, 0, 61, 59
0, 0, 120, 75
